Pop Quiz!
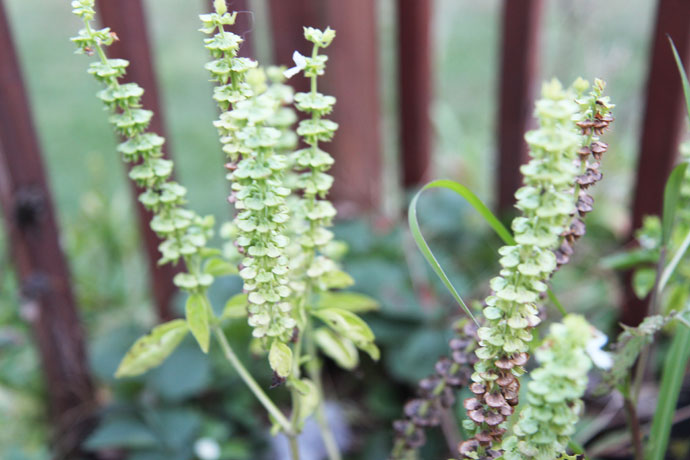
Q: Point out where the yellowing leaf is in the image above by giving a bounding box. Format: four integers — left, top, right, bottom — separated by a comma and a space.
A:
313, 327, 358, 370
269, 341, 292, 378
115, 319, 188, 378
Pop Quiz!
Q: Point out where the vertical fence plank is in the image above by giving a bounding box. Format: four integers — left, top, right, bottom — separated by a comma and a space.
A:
398, 0, 433, 188
96, 0, 178, 321
496, 0, 544, 214
0, 2, 96, 457
622, 0, 690, 326
268, 0, 381, 215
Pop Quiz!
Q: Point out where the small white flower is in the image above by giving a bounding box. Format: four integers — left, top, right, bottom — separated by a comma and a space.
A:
283, 51, 307, 79
194, 437, 221, 460
586, 328, 613, 369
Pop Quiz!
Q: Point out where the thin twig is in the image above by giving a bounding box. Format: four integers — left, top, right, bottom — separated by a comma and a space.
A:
623, 397, 643, 460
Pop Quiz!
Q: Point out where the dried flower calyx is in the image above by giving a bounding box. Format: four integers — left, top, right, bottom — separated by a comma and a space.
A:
391, 321, 478, 458
501, 315, 593, 460
555, 78, 615, 268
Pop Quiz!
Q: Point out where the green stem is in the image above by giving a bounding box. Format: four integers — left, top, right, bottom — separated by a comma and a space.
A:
658, 228, 690, 292
289, 436, 301, 460
212, 325, 293, 434
305, 319, 342, 460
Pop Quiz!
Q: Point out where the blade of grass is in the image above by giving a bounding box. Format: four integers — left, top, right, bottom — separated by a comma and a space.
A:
408, 180, 566, 321
661, 162, 688, 246
669, 37, 690, 120
409, 183, 478, 325
645, 316, 690, 460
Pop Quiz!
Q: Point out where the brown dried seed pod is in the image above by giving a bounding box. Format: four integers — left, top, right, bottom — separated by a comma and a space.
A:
570, 219, 586, 238
404, 399, 423, 418
494, 358, 514, 369
458, 439, 480, 456
555, 249, 570, 266
484, 392, 507, 408
496, 373, 515, 387
485, 412, 504, 426
591, 140, 608, 155
468, 409, 485, 423
511, 352, 529, 366
475, 431, 493, 443
577, 146, 592, 159
470, 382, 486, 395
464, 397, 482, 411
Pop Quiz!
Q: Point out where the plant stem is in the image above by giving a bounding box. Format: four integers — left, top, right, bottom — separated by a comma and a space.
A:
632, 246, 666, 402
305, 319, 342, 460
624, 396, 644, 460
289, 436, 301, 460
212, 325, 293, 434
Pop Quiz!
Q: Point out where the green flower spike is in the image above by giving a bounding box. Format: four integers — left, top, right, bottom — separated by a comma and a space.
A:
72, 0, 224, 355
501, 315, 593, 460
201, 5, 295, 345
459, 80, 583, 459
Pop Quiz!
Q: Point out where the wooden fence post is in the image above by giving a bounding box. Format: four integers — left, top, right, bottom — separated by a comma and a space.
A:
0, 2, 96, 457
268, 0, 382, 215
96, 0, 179, 321
398, 0, 433, 188
496, 0, 544, 214
622, 0, 690, 326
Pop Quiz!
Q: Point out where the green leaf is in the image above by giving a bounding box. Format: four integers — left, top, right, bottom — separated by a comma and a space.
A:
597, 315, 671, 394
203, 257, 238, 277
409, 180, 567, 318
222, 293, 248, 319
662, 162, 689, 245
312, 308, 376, 357
315, 291, 379, 313
115, 319, 189, 378
186, 293, 211, 353
320, 269, 355, 289
293, 378, 319, 425
313, 327, 359, 370
632, 267, 656, 299
646, 318, 690, 460
269, 341, 292, 378
669, 37, 690, 121
600, 248, 659, 271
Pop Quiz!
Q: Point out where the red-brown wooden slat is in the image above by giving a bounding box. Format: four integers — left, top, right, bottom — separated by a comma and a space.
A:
398, 0, 433, 188
0, 2, 96, 457
96, 0, 178, 321
208, 0, 254, 57
496, 0, 544, 214
621, 0, 690, 327
268, 0, 381, 215
268, 0, 318, 94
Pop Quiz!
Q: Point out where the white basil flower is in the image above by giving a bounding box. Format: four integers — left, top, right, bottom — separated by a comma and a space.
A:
586, 327, 613, 369
283, 51, 307, 79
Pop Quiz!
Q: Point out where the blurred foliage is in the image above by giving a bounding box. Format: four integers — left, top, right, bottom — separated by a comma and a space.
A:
1, 0, 687, 458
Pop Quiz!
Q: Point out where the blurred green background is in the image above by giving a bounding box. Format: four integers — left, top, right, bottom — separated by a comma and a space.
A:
0, 0, 679, 459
